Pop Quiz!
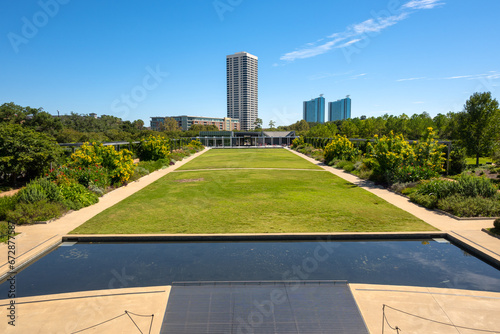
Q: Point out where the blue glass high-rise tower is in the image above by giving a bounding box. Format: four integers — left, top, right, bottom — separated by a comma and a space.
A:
328, 97, 351, 122
303, 96, 325, 123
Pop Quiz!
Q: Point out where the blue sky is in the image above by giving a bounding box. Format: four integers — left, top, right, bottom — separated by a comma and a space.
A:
1, 0, 499, 126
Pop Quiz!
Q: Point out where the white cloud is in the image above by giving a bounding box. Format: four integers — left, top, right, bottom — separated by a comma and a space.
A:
281, 38, 346, 61
279, 0, 444, 62
403, 0, 445, 10
337, 39, 362, 49
397, 77, 426, 82
444, 72, 500, 80
352, 13, 408, 34
351, 73, 367, 78
413, 101, 425, 104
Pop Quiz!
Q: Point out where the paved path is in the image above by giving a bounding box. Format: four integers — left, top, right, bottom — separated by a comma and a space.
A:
286, 148, 500, 263
0, 148, 210, 278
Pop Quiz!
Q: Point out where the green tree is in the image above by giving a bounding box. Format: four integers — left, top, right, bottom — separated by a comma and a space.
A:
0, 124, 62, 184
268, 120, 275, 129
133, 119, 144, 130
306, 122, 338, 138
339, 119, 358, 137
26, 109, 63, 136
254, 118, 263, 129
160, 117, 181, 132
458, 92, 500, 166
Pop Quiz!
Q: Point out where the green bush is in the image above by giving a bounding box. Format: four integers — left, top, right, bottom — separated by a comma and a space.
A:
187, 140, 204, 150
7, 200, 66, 225
0, 124, 63, 184
0, 221, 9, 242
449, 146, 467, 175
291, 137, 304, 149
493, 218, 500, 229
415, 179, 456, 199
409, 192, 438, 209
455, 174, 497, 198
415, 174, 497, 200
87, 182, 105, 197
324, 135, 360, 163
343, 163, 355, 172
368, 128, 445, 184
17, 178, 63, 203
359, 169, 373, 180
171, 149, 188, 161
136, 135, 171, 161
0, 196, 17, 221
59, 181, 99, 210
47, 164, 110, 189
71, 142, 135, 184
437, 195, 500, 217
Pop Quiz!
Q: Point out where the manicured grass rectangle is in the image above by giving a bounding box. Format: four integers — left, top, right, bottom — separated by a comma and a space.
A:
72, 169, 434, 234
177, 148, 322, 170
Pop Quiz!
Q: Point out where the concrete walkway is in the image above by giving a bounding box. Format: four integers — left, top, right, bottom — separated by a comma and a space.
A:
286, 148, 500, 263
0, 148, 210, 279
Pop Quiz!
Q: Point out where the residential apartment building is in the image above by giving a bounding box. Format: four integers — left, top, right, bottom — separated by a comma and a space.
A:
328, 96, 352, 122
150, 116, 240, 131
227, 52, 258, 130
303, 95, 325, 123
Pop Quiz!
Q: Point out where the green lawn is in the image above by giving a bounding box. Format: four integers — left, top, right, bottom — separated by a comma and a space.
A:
72, 168, 433, 234
466, 157, 492, 166
177, 148, 322, 170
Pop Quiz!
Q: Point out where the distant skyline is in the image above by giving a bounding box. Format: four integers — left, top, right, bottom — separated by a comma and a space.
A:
1, 0, 499, 126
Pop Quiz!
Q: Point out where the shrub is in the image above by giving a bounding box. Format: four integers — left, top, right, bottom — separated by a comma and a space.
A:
0, 221, 9, 242
17, 178, 64, 203
449, 145, 467, 175
409, 192, 438, 209
0, 196, 17, 221
291, 137, 304, 149
7, 200, 66, 225
368, 132, 417, 183
415, 179, 457, 199
324, 135, 360, 163
437, 195, 500, 217
47, 164, 110, 189
358, 169, 373, 180
59, 181, 99, 210
136, 135, 171, 161
390, 182, 411, 194
413, 127, 446, 174
171, 149, 188, 161
368, 128, 446, 184
343, 162, 355, 173
0, 124, 63, 184
87, 182, 105, 197
70, 142, 135, 184
392, 164, 439, 183
455, 174, 498, 198
494, 218, 500, 229
186, 140, 204, 151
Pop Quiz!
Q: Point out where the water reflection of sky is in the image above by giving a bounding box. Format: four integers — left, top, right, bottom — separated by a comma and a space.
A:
1, 240, 500, 298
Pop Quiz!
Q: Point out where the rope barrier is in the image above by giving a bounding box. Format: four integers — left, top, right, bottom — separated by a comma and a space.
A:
71, 310, 154, 334
383, 304, 499, 333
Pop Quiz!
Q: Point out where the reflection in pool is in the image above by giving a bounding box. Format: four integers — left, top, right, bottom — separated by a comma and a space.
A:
1, 239, 500, 298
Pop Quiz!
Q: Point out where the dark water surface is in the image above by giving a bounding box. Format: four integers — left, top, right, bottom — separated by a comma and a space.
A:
2, 239, 500, 298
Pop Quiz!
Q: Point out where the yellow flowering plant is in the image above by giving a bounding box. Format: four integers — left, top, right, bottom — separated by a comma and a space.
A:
324, 135, 361, 163
70, 142, 134, 184
136, 135, 171, 161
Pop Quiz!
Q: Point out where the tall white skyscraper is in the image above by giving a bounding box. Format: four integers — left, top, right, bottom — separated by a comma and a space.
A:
226, 52, 258, 131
